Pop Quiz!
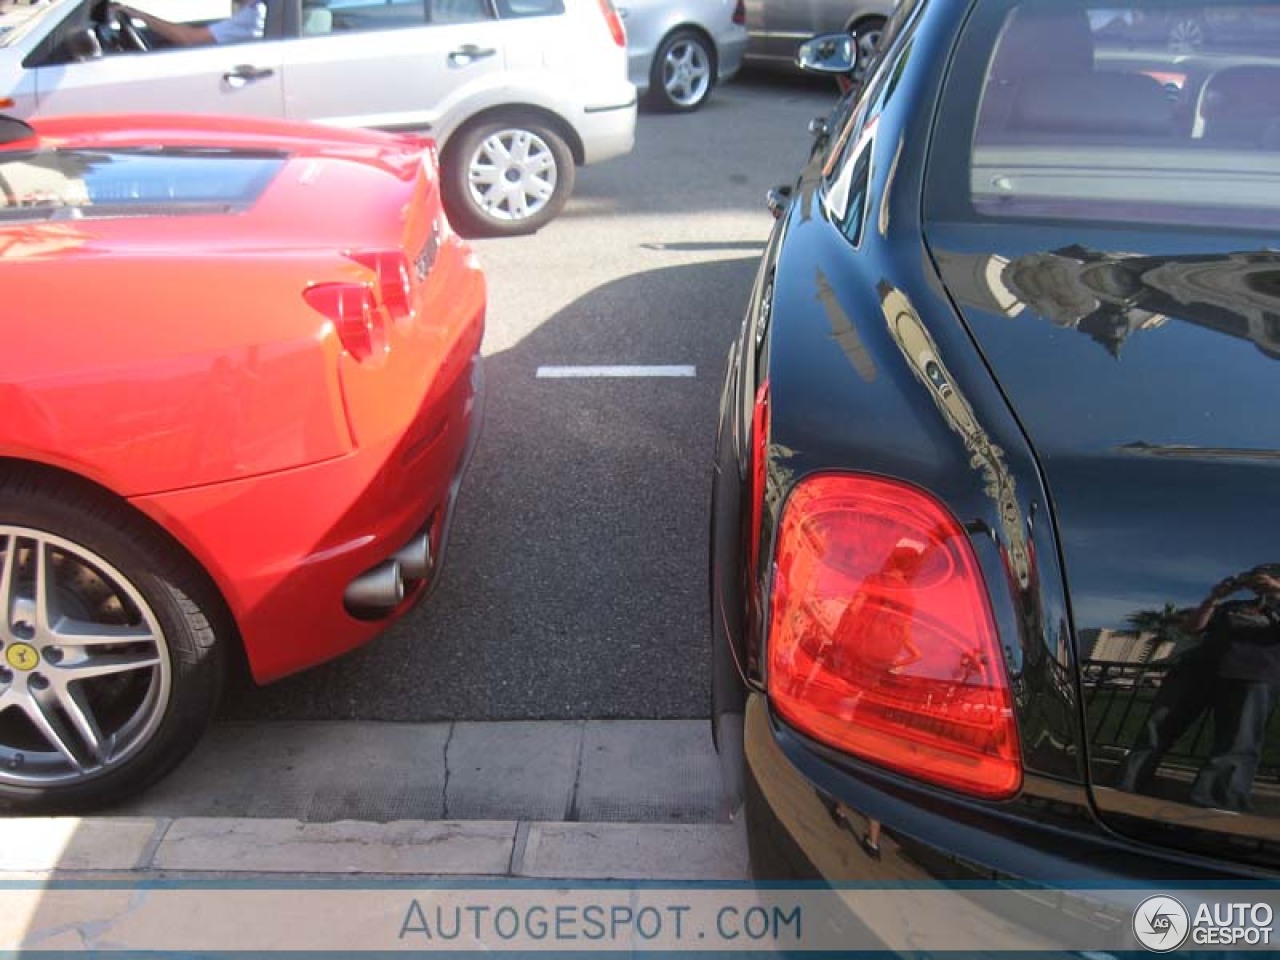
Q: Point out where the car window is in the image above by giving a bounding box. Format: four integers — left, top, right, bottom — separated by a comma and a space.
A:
862, 0, 923, 75
429, 0, 491, 22
821, 25, 920, 246
0, 147, 285, 220
320, 0, 492, 32
25, 5, 98, 66
492, 0, 562, 16
129, 0, 235, 21
0, 0, 70, 47
930, 0, 1280, 232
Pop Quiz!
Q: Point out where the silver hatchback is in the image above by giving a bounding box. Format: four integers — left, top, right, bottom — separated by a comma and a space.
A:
0, 0, 637, 235
618, 0, 748, 111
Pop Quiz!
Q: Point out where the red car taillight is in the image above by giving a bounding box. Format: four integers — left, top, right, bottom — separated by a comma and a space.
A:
304, 283, 386, 362
347, 250, 413, 322
766, 473, 1022, 799
748, 380, 770, 591
732, 0, 745, 26
596, 0, 626, 46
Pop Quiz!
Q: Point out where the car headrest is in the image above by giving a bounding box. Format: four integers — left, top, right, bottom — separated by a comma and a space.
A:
991, 8, 1093, 84
1200, 66, 1280, 120
1013, 72, 1174, 136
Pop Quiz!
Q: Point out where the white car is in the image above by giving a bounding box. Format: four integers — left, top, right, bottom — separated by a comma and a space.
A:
0, 0, 637, 235
618, 0, 747, 112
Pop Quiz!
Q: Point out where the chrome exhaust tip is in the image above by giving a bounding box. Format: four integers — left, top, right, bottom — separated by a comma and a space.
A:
344, 559, 405, 612
393, 531, 433, 581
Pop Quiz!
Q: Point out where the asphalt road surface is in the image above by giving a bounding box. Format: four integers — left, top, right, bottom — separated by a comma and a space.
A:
221, 70, 835, 724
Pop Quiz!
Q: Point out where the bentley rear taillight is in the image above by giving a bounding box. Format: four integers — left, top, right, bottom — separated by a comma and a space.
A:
766, 473, 1021, 799
733, 0, 745, 26
347, 250, 413, 322
304, 283, 386, 362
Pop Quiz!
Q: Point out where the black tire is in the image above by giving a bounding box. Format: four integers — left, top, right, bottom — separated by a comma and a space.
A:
0, 471, 228, 812
648, 28, 716, 113
441, 115, 575, 238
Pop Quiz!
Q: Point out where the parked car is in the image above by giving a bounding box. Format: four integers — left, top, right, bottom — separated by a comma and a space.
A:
618, 0, 748, 111
741, 0, 893, 72
711, 0, 1280, 922
1092, 4, 1280, 53
0, 112, 485, 810
0, 0, 637, 236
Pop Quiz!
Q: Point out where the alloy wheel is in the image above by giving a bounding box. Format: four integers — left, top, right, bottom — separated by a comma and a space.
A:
0, 527, 171, 787
662, 39, 712, 109
1167, 16, 1205, 51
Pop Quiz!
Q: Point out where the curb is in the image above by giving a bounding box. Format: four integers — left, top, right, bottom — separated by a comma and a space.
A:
0, 816, 748, 881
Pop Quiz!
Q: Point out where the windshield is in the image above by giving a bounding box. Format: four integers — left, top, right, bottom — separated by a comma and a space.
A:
0, 0, 70, 48
0, 147, 287, 221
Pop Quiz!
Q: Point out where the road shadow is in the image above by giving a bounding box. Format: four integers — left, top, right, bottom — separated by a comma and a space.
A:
221, 254, 761, 723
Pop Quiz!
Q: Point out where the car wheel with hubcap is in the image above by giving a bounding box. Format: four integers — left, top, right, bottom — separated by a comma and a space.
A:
1167, 15, 1206, 51
650, 29, 715, 112
0, 474, 227, 812
442, 116, 575, 237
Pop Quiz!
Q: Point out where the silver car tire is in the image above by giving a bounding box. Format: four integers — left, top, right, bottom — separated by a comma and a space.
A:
442, 116, 576, 238
649, 29, 715, 113
0, 472, 227, 812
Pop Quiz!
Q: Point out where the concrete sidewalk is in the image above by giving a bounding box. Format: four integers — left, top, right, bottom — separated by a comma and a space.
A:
0, 816, 748, 880
0, 719, 747, 882
114, 718, 732, 824
0, 815, 749, 954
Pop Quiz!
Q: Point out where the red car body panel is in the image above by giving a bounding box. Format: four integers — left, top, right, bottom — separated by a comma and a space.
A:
1, 114, 485, 683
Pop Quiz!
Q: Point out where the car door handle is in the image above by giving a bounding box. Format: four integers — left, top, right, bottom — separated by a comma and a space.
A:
448, 44, 496, 66
223, 64, 275, 88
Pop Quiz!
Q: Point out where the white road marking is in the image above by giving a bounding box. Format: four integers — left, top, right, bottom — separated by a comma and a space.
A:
536, 365, 697, 379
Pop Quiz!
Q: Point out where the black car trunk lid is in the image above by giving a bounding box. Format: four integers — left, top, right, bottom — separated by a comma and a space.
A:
929, 222, 1280, 870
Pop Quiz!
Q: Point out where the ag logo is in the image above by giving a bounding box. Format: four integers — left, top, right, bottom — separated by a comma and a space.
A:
1134, 895, 1190, 952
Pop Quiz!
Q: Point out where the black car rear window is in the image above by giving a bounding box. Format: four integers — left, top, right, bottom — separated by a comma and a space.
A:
928, 1, 1280, 232
0, 147, 286, 221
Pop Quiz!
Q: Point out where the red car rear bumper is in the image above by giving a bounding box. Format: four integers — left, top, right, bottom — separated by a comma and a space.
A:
131, 303, 485, 685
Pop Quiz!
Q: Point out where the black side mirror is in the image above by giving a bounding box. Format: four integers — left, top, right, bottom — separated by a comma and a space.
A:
796, 32, 858, 76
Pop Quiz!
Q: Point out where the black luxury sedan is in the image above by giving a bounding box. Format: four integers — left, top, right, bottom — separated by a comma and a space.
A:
711, 0, 1280, 940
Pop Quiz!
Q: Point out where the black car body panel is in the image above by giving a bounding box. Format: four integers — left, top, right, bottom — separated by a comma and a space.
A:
711, 0, 1280, 904
930, 228, 1280, 869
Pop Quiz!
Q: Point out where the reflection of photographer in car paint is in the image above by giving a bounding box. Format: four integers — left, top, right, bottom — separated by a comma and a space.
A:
113, 0, 264, 45
1119, 567, 1280, 811
1185, 567, 1280, 811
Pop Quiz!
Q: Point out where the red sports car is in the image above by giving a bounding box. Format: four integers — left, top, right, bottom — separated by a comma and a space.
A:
0, 114, 485, 810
